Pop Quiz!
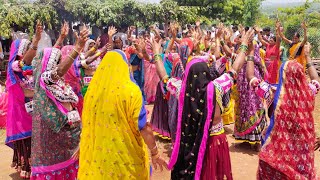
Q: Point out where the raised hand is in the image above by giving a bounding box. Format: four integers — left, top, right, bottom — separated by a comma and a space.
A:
60, 21, 69, 39
95, 37, 101, 49
150, 38, 162, 54
241, 28, 255, 46
75, 26, 89, 50
108, 26, 117, 37
35, 20, 43, 42
301, 21, 307, 30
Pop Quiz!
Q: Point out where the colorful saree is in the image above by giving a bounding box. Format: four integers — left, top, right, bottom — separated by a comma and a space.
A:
130, 53, 145, 102
265, 44, 280, 84
258, 61, 316, 179
0, 86, 7, 129
289, 42, 306, 69
78, 50, 150, 179
6, 39, 33, 178
169, 59, 233, 180
233, 45, 266, 144
31, 48, 80, 179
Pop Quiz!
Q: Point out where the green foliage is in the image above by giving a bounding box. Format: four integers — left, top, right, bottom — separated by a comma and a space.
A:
243, 0, 262, 26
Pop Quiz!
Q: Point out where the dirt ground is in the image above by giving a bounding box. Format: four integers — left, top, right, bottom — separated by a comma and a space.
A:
0, 95, 320, 180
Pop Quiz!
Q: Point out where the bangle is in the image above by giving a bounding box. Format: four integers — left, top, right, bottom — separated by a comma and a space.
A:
306, 62, 313, 69
154, 54, 162, 63
90, 47, 96, 52
80, 53, 85, 60
162, 75, 169, 84
311, 80, 320, 92
246, 55, 254, 62
68, 55, 76, 62
249, 77, 258, 87
239, 44, 248, 53
220, 40, 225, 46
30, 44, 38, 50
95, 51, 102, 57
72, 48, 80, 55
19, 60, 25, 68
81, 60, 89, 69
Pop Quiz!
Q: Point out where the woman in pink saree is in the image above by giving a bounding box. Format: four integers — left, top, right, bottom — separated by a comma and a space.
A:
6, 22, 42, 179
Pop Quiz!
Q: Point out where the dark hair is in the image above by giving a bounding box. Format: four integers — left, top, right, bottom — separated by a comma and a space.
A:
245, 26, 250, 32
263, 27, 271, 32
294, 32, 300, 38
271, 35, 276, 42
232, 26, 238, 31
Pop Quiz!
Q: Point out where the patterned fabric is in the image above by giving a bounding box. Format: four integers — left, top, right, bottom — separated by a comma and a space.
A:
31, 161, 79, 180
257, 160, 288, 180
201, 134, 233, 180
144, 60, 160, 104
233, 45, 266, 143
130, 54, 145, 102
259, 61, 316, 180
5, 39, 32, 147
61, 46, 83, 114
31, 49, 80, 178
78, 50, 149, 179
289, 42, 306, 70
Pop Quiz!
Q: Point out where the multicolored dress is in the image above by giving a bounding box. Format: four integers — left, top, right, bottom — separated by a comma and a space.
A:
78, 50, 150, 179
289, 42, 306, 70
6, 39, 33, 178
256, 61, 319, 179
31, 48, 81, 179
233, 45, 267, 145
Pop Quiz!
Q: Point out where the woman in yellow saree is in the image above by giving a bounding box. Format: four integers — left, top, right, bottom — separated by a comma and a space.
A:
279, 21, 307, 69
78, 50, 167, 180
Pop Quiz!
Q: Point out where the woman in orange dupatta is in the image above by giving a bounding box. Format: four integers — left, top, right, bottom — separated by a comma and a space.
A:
279, 21, 308, 69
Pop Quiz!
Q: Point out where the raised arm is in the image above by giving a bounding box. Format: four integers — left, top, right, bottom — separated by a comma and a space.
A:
54, 21, 69, 48
300, 21, 308, 47
108, 26, 117, 47
151, 39, 167, 80
254, 26, 268, 47
54, 27, 89, 79
305, 43, 320, 82
278, 24, 292, 44
23, 20, 43, 65
275, 21, 281, 48
232, 29, 255, 73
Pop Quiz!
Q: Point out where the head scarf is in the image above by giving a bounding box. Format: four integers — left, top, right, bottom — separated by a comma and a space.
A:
6, 39, 31, 88
83, 39, 95, 53
39, 48, 78, 115
61, 45, 83, 113
78, 50, 150, 179
169, 59, 216, 180
260, 61, 316, 179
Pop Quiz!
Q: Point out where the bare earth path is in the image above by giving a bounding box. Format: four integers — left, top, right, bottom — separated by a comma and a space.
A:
1, 95, 320, 180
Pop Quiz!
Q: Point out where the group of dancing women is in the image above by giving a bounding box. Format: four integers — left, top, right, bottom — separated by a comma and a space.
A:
4, 18, 320, 180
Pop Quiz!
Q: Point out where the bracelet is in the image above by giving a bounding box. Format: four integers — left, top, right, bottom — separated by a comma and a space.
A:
80, 53, 86, 60
220, 40, 225, 46
306, 62, 313, 69
89, 47, 96, 52
95, 51, 102, 57
154, 54, 162, 63
81, 60, 89, 69
311, 80, 320, 92
72, 48, 80, 55
162, 75, 169, 84
239, 44, 248, 53
247, 55, 254, 62
19, 60, 25, 69
249, 77, 258, 87
30, 44, 38, 50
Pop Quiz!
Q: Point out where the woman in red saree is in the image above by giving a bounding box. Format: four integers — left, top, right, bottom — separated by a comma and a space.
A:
255, 23, 281, 84
247, 43, 320, 179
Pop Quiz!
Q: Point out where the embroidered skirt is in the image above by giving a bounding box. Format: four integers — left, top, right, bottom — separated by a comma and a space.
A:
31, 161, 79, 180
201, 133, 233, 180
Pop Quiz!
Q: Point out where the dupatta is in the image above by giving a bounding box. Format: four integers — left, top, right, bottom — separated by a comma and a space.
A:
78, 50, 149, 179
260, 61, 316, 179
169, 59, 216, 180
